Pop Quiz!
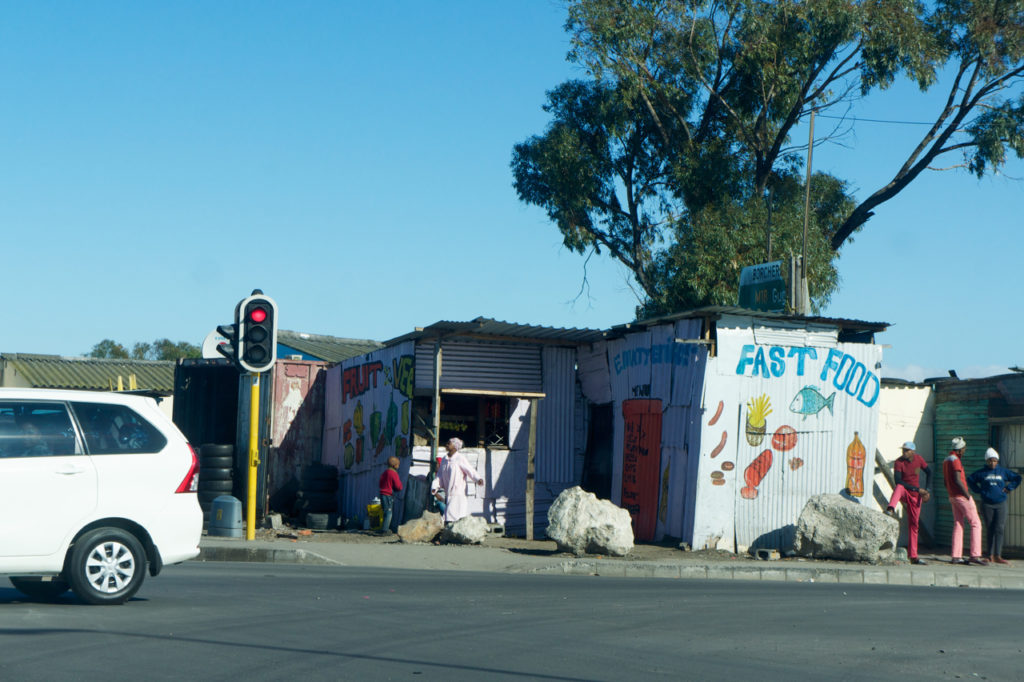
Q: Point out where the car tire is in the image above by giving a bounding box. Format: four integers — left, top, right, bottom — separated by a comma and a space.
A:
200, 455, 234, 468
300, 477, 338, 493
198, 479, 234, 493
199, 467, 233, 481
66, 528, 147, 605
200, 444, 234, 457
9, 577, 70, 601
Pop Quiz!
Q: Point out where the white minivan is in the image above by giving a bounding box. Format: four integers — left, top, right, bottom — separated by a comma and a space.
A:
0, 388, 202, 605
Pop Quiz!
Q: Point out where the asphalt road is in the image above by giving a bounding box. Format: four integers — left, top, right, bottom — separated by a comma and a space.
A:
1, 563, 1022, 681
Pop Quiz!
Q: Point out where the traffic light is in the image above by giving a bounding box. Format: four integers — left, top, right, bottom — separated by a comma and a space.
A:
215, 322, 239, 364
237, 292, 278, 373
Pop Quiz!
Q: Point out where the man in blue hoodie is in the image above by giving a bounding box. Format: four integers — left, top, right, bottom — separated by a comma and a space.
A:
968, 447, 1022, 565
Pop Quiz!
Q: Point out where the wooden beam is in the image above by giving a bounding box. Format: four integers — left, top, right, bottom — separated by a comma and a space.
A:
441, 388, 546, 398
526, 397, 538, 541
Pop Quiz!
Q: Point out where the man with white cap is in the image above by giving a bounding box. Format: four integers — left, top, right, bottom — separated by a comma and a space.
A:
968, 447, 1021, 564
885, 441, 932, 565
943, 437, 987, 565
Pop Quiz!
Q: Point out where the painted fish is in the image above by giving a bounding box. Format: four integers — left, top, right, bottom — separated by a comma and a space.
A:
789, 386, 835, 418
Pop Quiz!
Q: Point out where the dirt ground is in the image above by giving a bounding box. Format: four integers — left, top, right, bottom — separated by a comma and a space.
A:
254, 525, 748, 563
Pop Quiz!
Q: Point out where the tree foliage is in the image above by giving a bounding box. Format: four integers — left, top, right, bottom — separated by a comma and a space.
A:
88, 339, 201, 361
512, 0, 1024, 315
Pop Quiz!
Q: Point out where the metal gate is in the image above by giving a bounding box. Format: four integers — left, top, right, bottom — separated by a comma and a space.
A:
998, 423, 1024, 550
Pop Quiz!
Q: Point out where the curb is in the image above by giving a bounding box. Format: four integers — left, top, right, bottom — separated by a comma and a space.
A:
531, 559, 1024, 590
196, 546, 342, 566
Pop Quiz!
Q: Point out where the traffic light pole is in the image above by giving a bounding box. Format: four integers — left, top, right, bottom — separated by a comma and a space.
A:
246, 373, 260, 540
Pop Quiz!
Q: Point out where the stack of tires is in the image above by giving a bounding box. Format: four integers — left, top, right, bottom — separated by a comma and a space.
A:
294, 463, 339, 530
198, 444, 235, 528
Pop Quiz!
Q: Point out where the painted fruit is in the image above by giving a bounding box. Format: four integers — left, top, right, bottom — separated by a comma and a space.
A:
772, 425, 798, 452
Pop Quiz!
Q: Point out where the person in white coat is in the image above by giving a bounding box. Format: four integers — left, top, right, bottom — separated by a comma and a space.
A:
430, 437, 484, 523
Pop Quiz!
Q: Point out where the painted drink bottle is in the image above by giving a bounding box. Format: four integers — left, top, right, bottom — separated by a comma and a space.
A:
846, 431, 865, 497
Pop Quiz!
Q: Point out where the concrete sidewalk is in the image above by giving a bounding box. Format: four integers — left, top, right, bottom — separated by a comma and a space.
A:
195, 531, 1024, 590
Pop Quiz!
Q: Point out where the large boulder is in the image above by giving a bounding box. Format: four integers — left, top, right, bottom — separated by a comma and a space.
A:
397, 511, 444, 544
546, 486, 634, 557
791, 494, 898, 563
440, 515, 490, 545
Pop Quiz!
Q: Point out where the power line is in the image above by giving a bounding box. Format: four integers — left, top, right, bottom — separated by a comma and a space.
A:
816, 114, 933, 126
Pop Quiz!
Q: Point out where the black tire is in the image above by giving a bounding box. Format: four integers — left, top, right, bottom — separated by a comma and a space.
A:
303, 464, 338, 481
294, 491, 337, 513
198, 490, 222, 505
198, 479, 234, 493
300, 477, 338, 493
199, 467, 233, 481
200, 444, 234, 457
304, 512, 341, 530
9, 577, 70, 601
66, 528, 147, 605
200, 455, 234, 468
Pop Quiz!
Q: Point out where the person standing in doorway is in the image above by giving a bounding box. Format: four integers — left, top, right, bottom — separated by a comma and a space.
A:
430, 437, 484, 524
884, 441, 932, 565
968, 447, 1021, 565
378, 456, 403, 535
944, 437, 987, 565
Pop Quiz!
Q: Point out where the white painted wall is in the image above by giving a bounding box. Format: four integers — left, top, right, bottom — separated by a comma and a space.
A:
876, 384, 936, 536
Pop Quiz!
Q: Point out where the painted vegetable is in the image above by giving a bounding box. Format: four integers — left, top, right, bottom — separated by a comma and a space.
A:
710, 431, 728, 458
708, 400, 724, 426
741, 449, 773, 499
721, 461, 735, 471
772, 425, 798, 452
789, 457, 804, 471
846, 431, 866, 497
745, 394, 772, 446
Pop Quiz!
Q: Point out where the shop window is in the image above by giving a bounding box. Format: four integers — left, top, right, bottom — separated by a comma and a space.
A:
413, 395, 511, 448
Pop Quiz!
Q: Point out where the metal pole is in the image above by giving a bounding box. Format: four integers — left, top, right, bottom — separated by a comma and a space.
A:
431, 341, 442, 473
526, 398, 538, 541
246, 373, 260, 540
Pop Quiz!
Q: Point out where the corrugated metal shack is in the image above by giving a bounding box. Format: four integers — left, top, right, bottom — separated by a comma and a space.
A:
929, 373, 1024, 550
320, 317, 605, 536
578, 307, 888, 552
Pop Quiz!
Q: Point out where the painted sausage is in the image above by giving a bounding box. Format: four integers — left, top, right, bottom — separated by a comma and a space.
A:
709, 430, 728, 458
740, 449, 773, 499
708, 400, 724, 426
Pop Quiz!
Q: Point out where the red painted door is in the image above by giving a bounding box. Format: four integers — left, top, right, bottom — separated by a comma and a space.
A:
621, 399, 663, 541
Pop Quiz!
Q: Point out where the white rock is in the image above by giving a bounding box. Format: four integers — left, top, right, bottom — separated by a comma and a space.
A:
397, 511, 444, 544
546, 486, 634, 557
791, 493, 898, 564
440, 515, 490, 545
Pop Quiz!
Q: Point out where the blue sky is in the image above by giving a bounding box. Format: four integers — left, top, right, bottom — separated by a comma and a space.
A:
1, 2, 1020, 381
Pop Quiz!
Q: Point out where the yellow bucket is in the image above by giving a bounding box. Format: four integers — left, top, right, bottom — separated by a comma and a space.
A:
366, 503, 383, 530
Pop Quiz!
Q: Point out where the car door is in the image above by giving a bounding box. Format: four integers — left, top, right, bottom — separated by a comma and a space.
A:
0, 401, 98, 557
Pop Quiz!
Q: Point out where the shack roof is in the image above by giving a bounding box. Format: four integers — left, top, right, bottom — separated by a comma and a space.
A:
605, 305, 889, 339
277, 330, 383, 363
0, 353, 174, 393
385, 316, 606, 346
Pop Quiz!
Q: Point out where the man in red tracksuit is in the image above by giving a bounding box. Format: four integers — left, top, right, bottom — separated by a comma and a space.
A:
943, 437, 987, 565
885, 441, 932, 565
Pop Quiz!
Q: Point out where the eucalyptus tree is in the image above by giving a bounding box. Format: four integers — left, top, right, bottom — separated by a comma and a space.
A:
512, 0, 1024, 315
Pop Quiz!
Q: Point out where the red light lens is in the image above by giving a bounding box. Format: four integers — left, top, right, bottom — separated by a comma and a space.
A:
250, 307, 267, 323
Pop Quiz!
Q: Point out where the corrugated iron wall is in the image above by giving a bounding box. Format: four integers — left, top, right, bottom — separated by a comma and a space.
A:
536, 346, 576, 485
998, 423, 1024, 550
933, 398, 990, 544
414, 340, 542, 394
691, 316, 881, 552
268, 361, 326, 510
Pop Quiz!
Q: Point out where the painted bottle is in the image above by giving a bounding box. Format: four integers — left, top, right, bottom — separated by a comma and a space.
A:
846, 431, 865, 497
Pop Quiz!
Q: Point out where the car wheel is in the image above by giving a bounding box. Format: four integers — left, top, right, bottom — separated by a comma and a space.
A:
66, 528, 147, 605
9, 577, 70, 601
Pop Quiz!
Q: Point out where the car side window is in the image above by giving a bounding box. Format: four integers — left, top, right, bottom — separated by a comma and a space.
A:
71, 402, 168, 455
0, 402, 79, 458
